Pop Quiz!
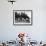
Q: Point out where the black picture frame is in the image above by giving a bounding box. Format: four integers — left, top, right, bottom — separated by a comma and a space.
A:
13, 10, 33, 26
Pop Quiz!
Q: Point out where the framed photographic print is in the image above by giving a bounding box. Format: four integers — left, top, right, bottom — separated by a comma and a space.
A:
13, 10, 33, 25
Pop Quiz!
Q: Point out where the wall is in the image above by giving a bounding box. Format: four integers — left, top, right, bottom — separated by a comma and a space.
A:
0, 0, 46, 42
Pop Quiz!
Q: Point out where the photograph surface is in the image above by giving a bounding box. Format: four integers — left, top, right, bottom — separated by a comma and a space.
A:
13, 10, 32, 25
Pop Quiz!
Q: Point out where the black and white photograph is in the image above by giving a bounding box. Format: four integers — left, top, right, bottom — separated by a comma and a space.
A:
13, 10, 32, 25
